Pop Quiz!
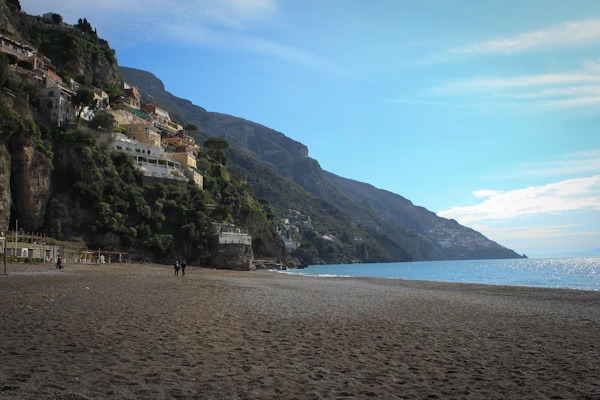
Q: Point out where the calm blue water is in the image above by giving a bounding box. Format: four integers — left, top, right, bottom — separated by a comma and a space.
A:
282, 258, 600, 291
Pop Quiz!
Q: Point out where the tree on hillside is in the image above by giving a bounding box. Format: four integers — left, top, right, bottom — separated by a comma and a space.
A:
72, 88, 96, 126
75, 18, 95, 36
204, 137, 229, 151
184, 123, 198, 132
90, 111, 115, 131
6, 0, 20, 11
204, 137, 229, 165
51, 13, 63, 25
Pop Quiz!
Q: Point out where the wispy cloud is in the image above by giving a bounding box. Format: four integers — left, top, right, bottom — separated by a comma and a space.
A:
497, 149, 600, 179
21, 0, 334, 70
431, 65, 600, 110
417, 19, 600, 109
438, 73, 600, 92
438, 175, 600, 225
451, 19, 600, 55
471, 224, 600, 241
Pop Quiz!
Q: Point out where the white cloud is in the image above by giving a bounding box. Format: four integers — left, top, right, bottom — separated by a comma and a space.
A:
20, 0, 333, 69
473, 189, 502, 198
472, 224, 600, 241
432, 66, 600, 110
498, 149, 600, 179
421, 20, 600, 110
439, 73, 600, 92
439, 175, 600, 225
451, 19, 600, 55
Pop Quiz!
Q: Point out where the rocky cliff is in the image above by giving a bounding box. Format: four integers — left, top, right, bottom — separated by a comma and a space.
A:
0, 3, 290, 266
0, 94, 52, 233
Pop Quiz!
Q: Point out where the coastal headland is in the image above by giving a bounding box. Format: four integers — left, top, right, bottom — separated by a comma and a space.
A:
1, 263, 599, 399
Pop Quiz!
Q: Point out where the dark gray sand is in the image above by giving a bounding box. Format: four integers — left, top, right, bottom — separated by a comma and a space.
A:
1, 263, 599, 399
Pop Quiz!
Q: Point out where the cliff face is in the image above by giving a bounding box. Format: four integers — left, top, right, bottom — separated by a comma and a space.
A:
7, 4, 122, 89
0, 92, 52, 233
8, 133, 52, 229
0, 130, 52, 233
0, 142, 11, 229
0, 0, 17, 35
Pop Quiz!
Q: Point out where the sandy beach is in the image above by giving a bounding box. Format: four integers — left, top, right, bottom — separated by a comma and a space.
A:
0, 262, 599, 399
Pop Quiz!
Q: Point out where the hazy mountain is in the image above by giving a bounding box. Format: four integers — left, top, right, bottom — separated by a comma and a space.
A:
120, 66, 524, 263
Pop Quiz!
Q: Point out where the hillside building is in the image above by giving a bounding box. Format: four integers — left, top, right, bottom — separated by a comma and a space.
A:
122, 123, 162, 148
41, 86, 74, 127
122, 83, 141, 109
112, 133, 187, 183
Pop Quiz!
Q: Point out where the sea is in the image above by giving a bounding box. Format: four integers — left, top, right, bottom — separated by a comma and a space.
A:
281, 257, 600, 291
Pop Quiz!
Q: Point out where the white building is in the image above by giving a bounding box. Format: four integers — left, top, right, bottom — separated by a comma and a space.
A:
41, 86, 74, 127
112, 133, 188, 183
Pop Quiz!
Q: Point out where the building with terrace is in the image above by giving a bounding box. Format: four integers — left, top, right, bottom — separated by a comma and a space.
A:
143, 104, 183, 134
112, 133, 188, 184
122, 123, 162, 148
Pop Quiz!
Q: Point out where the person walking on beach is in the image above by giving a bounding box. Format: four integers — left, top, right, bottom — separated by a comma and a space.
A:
181, 262, 186, 276
174, 260, 180, 276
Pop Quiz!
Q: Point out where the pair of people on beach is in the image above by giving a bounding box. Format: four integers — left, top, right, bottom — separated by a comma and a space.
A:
174, 260, 186, 276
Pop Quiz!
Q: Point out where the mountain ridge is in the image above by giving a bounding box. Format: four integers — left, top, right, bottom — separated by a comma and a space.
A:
120, 66, 524, 263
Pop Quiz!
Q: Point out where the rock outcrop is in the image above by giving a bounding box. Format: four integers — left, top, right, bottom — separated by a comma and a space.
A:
0, 142, 11, 230
8, 134, 52, 229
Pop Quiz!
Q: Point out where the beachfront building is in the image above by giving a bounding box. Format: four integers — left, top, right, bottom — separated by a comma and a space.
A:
208, 223, 254, 270
213, 223, 252, 245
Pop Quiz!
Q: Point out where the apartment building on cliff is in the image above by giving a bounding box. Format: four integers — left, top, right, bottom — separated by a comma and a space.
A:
113, 133, 188, 184
111, 97, 204, 187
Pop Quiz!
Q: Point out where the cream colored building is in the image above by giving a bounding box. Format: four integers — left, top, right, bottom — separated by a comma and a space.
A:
122, 123, 162, 148
165, 151, 197, 169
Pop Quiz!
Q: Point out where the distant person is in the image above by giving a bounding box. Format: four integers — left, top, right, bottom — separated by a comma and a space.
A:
56, 255, 62, 269
181, 262, 186, 276
174, 260, 180, 276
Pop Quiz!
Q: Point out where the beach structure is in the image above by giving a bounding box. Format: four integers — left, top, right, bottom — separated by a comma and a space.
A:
209, 223, 254, 270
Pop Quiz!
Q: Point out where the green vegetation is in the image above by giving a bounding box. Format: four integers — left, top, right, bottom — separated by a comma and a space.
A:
13, 11, 121, 94
0, 5, 289, 266
48, 128, 276, 262
0, 56, 52, 159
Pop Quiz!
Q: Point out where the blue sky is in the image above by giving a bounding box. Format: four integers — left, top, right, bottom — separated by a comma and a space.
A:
20, 0, 600, 256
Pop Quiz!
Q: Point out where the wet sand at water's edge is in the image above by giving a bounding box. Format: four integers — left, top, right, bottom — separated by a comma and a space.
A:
1, 262, 599, 399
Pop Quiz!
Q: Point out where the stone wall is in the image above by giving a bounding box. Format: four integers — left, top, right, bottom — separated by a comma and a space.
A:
208, 243, 254, 271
